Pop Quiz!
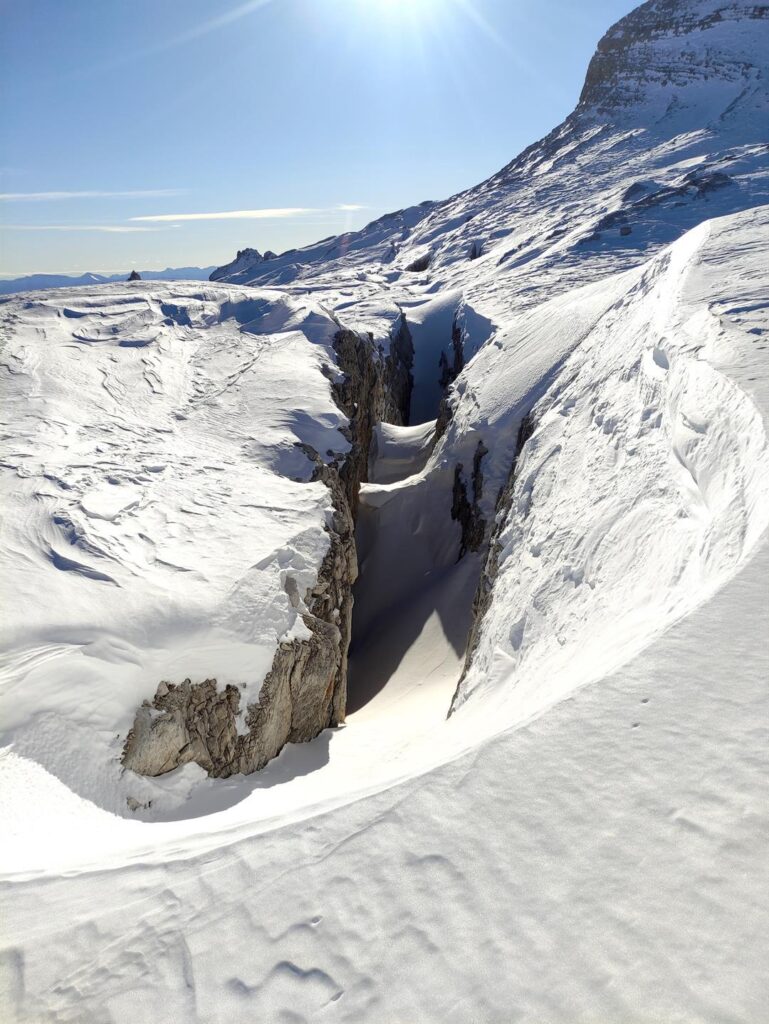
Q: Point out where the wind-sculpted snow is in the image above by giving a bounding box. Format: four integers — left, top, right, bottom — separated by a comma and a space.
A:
0, 282, 360, 813
453, 210, 769, 721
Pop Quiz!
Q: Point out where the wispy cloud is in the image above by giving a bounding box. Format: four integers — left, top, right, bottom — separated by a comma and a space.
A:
130, 208, 315, 222
1, 205, 370, 234
131, 205, 369, 223
0, 189, 185, 202
2, 224, 158, 233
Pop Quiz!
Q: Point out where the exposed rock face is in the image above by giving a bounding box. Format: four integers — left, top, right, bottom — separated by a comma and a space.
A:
450, 415, 534, 713
435, 395, 453, 440
127, 270, 141, 281
442, 311, 467, 389
578, 1, 769, 114
384, 314, 414, 426
435, 311, 467, 441
451, 439, 489, 560
122, 317, 413, 779
332, 319, 413, 503
405, 251, 432, 273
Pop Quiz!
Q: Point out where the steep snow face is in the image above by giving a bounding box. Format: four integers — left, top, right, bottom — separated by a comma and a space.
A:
0, 283, 359, 813
452, 208, 769, 723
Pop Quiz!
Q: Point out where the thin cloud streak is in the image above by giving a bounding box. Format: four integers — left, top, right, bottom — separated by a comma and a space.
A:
0, 189, 186, 202
131, 208, 316, 222
132, 205, 368, 222
3, 225, 158, 233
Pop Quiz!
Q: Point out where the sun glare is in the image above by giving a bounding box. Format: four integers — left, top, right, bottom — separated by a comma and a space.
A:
356, 0, 436, 17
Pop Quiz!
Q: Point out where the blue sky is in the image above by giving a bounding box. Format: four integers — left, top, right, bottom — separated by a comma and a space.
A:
0, 0, 637, 276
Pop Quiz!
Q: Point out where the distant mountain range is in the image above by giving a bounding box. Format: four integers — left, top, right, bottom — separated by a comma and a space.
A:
0, 266, 217, 296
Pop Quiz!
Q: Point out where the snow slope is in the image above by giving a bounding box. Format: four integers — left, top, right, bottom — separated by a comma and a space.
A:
2, 205, 768, 1022
0, 282, 355, 815
1, 207, 768, 1021
210, 2, 769, 325
452, 211, 769, 725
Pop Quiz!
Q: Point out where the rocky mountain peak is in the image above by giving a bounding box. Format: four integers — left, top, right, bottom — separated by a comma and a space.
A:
578, 1, 769, 118
209, 247, 266, 282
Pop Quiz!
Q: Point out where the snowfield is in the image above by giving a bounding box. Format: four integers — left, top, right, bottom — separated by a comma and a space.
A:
2, 1, 769, 1021
2, 206, 767, 1023
0, 284, 356, 816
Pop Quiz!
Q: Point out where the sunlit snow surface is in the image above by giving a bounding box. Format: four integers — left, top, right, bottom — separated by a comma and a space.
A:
2, 206, 768, 1021
0, 285, 351, 815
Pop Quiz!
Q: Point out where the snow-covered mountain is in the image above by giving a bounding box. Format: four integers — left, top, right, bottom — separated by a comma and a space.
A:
1, 2, 768, 1021
0, 266, 217, 296
210, 0, 768, 311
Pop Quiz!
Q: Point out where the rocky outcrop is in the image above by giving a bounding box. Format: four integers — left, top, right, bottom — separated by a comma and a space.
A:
405, 251, 432, 273
123, 316, 413, 780
208, 248, 270, 283
451, 439, 489, 560
384, 313, 414, 426
331, 319, 412, 508
578, 1, 769, 114
434, 310, 468, 441
122, 460, 355, 778
449, 415, 534, 713
127, 270, 141, 281
440, 311, 466, 390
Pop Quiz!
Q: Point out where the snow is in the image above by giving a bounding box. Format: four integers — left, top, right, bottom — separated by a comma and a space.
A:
2, 470, 768, 1022
2, 209, 767, 1022
2, 2, 769, 1019
453, 212, 769, 728
0, 283, 353, 817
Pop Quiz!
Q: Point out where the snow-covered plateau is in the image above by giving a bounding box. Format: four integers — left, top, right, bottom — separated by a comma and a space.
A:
1, 1, 768, 1021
